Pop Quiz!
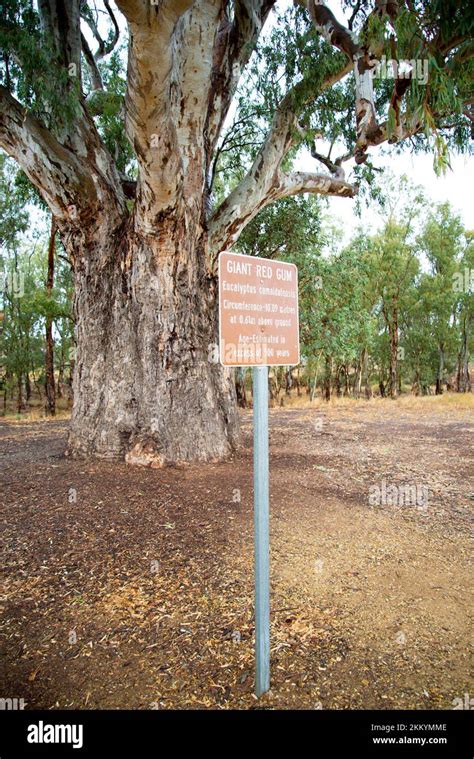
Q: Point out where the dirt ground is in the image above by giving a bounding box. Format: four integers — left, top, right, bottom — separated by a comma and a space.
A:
0, 395, 472, 710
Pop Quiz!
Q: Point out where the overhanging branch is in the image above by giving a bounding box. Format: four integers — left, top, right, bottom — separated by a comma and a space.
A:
208, 163, 356, 259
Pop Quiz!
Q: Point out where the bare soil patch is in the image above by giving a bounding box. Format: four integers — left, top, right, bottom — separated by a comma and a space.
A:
0, 397, 472, 709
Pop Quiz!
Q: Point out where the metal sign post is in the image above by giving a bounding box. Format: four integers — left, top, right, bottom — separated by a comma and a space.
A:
252, 365, 270, 696
218, 250, 299, 698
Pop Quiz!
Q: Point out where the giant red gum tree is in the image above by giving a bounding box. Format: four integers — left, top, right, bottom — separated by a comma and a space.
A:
0, 1, 472, 464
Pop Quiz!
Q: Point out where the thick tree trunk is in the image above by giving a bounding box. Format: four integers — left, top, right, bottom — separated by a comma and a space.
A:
45, 217, 56, 416
67, 220, 239, 466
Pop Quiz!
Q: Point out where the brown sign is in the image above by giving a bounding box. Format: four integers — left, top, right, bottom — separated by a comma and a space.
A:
218, 251, 300, 367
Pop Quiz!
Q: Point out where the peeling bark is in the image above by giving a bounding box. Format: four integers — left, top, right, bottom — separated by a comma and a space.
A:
66, 208, 239, 464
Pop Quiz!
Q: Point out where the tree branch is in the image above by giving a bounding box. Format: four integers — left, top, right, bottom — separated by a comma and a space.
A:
80, 0, 120, 62
277, 171, 356, 199
305, 0, 383, 164
310, 146, 348, 178
208, 56, 352, 256
0, 86, 125, 227
81, 32, 103, 92
0, 87, 85, 218
205, 1, 276, 154
209, 153, 356, 258
209, 168, 355, 258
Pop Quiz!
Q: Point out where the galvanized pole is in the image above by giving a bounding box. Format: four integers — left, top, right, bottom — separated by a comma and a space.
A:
252, 365, 270, 697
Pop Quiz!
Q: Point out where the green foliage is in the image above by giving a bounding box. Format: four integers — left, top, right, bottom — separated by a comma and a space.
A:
0, 1, 80, 132
0, 154, 28, 248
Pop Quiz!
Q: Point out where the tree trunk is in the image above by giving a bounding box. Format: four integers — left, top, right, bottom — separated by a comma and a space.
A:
32, 370, 43, 400
67, 222, 239, 466
45, 217, 56, 416
17, 373, 25, 414
361, 347, 372, 399
343, 364, 350, 396
25, 372, 31, 402
285, 367, 293, 396
2, 370, 10, 415
296, 367, 302, 397
412, 368, 420, 396
68, 348, 75, 391
435, 344, 444, 395
323, 354, 332, 401
267, 373, 273, 404
389, 308, 398, 398
57, 335, 66, 398
457, 316, 471, 392
353, 356, 362, 399
235, 368, 247, 409
335, 364, 342, 397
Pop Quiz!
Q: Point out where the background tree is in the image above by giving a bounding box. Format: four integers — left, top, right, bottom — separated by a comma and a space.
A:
455, 231, 473, 392
418, 203, 466, 393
